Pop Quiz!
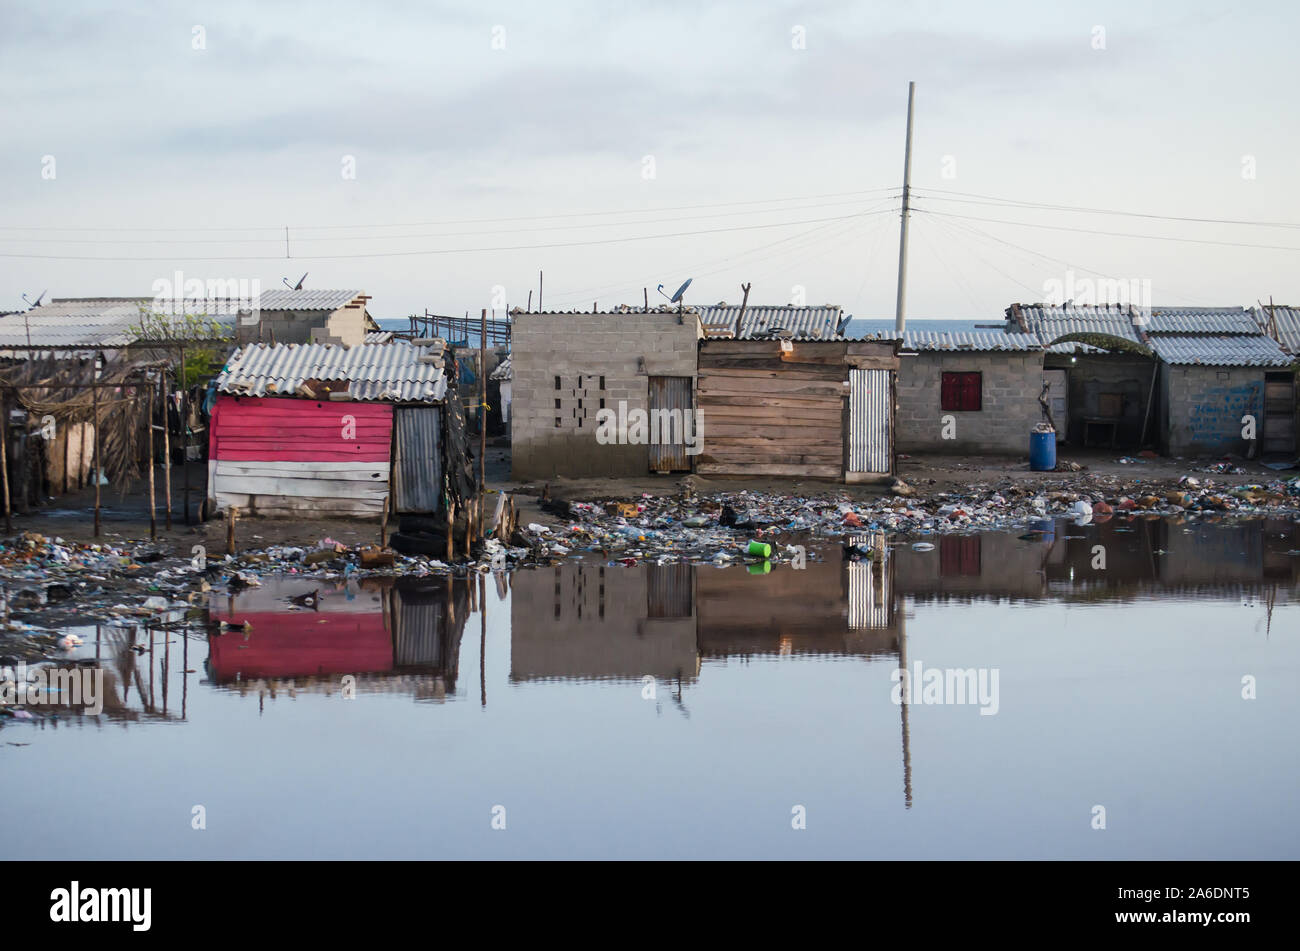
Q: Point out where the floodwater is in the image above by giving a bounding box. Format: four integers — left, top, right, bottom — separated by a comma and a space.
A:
3, 516, 1297, 860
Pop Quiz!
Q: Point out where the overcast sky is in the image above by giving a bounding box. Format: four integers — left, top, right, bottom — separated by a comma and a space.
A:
3, 0, 1298, 323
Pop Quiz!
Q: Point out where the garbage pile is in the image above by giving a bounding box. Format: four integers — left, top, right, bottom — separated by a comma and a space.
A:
0, 532, 204, 658
508, 474, 1300, 566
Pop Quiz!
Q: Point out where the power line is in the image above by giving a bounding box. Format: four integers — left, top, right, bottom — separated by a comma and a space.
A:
0, 197, 894, 246
0, 187, 900, 235
914, 208, 1300, 253
0, 209, 898, 262
912, 187, 1300, 230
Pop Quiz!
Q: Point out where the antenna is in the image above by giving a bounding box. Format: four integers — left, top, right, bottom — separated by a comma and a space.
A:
283, 272, 308, 290
21, 290, 47, 308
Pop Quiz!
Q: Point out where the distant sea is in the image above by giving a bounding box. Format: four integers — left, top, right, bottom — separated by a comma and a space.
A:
377, 316, 999, 341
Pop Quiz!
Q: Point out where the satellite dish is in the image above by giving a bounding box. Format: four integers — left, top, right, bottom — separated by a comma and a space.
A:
669, 278, 693, 303
22, 289, 47, 308
283, 272, 308, 290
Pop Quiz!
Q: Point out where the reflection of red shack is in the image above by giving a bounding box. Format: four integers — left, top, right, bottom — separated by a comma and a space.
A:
206, 578, 470, 687
207, 582, 392, 681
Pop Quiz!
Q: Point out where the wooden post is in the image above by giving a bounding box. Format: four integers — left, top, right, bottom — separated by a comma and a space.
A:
93, 386, 101, 538
181, 344, 190, 525
0, 393, 11, 536
147, 386, 157, 540
226, 505, 237, 555
162, 372, 172, 531
446, 500, 456, 562
380, 493, 389, 546
79, 418, 88, 490
61, 417, 70, 496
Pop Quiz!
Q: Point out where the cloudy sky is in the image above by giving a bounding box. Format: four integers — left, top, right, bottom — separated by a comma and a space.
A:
3, 0, 1298, 323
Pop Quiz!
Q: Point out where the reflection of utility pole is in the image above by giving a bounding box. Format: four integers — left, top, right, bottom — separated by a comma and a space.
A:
671, 673, 690, 719
898, 605, 913, 809
480, 573, 487, 707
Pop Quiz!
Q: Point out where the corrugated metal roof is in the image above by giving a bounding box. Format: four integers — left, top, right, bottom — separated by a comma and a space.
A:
1044, 339, 1109, 355
0, 298, 239, 348
216, 340, 448, 402
1147, 334, 1292, 367
696, 304, 846, 340
894, 331, 1042, 352
1140, 307, 1260, 335
365, 331, 395, 343
1257, 305, 1300, 353
256, 289, 365, 311
1015, 305, 1143, 345
489, 354, 511, 381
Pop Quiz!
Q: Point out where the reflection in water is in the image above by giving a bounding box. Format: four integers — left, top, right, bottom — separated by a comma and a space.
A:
5, 517, 1297, 859
207, 577, 472, 705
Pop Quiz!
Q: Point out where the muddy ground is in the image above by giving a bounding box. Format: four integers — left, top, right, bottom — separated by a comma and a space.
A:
1, 446, 1293, 553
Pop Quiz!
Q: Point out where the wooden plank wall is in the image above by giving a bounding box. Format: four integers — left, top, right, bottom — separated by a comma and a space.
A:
209, 395, 393, 517
696, 342, 848, 478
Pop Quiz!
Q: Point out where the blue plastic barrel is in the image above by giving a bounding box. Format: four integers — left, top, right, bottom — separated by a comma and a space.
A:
1029, 430, 1056, 471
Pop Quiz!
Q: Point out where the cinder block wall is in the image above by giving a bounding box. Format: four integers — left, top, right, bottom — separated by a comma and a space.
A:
1161, 364, 1264, 456
1046, 354, 1156, 446
511, 313, 700, 479
895, 351, 1045, 454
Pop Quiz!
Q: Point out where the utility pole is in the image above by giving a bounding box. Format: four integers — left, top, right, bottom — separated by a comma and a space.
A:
894, 81, 916, 334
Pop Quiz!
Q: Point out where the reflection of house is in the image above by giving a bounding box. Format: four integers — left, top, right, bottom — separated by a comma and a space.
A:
887, 519, 1300, 605
696, 558, 899, 658
508, 555, 901, 682
509, 563, 700, 682
206, 577, 470, 697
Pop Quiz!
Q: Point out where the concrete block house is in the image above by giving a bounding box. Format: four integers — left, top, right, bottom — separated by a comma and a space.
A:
892, 331, 1046, 454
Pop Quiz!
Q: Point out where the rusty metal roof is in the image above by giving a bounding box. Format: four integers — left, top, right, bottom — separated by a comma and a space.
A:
216, 340, 447, 402
696, 304, 846, 340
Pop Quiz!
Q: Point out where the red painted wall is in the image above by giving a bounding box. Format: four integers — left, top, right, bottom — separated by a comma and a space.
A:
210, 395, 393, 463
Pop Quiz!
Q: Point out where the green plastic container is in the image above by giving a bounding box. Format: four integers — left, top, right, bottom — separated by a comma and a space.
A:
747, 540, 772, 558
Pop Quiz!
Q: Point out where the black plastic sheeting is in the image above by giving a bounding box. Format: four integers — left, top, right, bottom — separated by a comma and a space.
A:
441, 353, 479, 512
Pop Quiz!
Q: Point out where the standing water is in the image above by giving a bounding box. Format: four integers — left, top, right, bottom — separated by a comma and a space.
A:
2, 517, 1296, 860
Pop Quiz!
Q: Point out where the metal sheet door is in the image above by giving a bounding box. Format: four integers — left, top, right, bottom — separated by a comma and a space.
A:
394, 406, 443, 513
848, 368, 892, 474
648, 376, 693, 473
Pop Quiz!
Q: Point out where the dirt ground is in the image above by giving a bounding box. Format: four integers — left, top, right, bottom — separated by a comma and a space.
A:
1, 445, 1292, 553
